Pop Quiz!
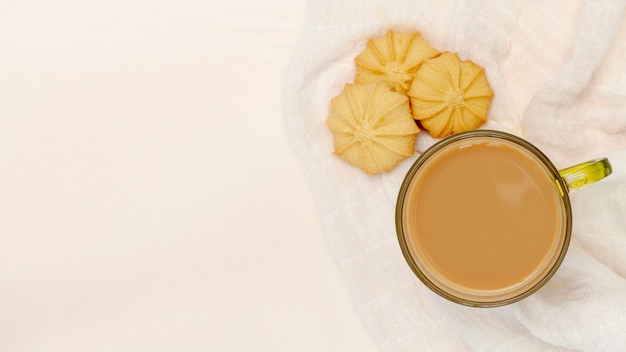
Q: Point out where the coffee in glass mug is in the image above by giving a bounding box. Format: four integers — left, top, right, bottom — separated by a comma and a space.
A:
396, 130, 612, 307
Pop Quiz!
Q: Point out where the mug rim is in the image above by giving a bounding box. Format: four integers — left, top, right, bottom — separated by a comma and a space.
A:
395, 130, 573, 307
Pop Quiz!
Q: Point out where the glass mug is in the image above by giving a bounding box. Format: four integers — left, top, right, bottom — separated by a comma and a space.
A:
395, 130, 612, 307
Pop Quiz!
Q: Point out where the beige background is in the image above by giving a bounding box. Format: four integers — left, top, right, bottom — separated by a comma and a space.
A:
0, 1, 378, 350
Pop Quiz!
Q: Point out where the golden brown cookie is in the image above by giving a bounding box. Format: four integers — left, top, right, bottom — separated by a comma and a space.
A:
326, 82, 420, 174
355, 30, 440, 95
408, 52, 494, 138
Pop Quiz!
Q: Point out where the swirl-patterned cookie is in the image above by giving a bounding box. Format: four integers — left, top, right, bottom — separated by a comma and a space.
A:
326, 82, 420, 174
355, 30, 440, 95
408, 52, 494, 138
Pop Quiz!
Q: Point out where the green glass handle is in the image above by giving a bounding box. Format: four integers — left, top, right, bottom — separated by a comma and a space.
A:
559, 158, 613, 191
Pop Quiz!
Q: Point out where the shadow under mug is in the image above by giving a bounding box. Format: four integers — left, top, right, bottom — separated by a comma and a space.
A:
395, 130, 612, 307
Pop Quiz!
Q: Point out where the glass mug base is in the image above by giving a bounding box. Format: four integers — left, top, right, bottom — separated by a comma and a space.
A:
395, 130, 612, 307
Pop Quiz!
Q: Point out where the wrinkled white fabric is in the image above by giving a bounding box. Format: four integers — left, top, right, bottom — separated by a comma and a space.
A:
283, 0, 626, 350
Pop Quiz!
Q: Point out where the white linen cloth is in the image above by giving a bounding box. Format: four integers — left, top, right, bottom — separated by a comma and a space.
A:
283, 0, 626, 350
